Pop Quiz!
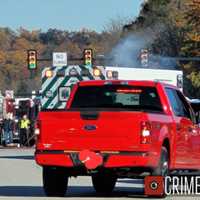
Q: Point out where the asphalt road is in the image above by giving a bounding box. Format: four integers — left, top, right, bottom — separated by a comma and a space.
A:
0, 148, 197, 200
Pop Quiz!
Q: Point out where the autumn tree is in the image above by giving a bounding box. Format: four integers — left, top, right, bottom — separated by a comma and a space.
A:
177, 0, 200, 97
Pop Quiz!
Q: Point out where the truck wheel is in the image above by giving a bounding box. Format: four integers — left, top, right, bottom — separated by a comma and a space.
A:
92, 172, 117, 194
148, 147, 169, 198
152, 147, 169, 177
43, 167, 68, 197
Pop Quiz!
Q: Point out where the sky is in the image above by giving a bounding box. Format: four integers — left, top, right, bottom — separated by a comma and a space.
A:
0, 0, 143, 32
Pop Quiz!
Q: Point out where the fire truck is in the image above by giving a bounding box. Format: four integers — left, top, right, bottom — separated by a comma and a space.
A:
0, 93, 40, 146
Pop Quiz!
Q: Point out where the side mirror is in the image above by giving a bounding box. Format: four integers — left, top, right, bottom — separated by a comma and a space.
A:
190, 101, 200, 124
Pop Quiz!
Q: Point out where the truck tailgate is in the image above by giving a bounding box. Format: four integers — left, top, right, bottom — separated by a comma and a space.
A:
38, 111, 146, 151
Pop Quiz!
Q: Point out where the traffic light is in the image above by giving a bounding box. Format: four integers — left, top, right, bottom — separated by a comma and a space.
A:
27, 50, 37, 70
140, 49, 148, 67
84, 49, 93, 68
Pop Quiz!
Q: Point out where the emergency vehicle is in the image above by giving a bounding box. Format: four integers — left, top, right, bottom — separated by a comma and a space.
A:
41, 65, 183, 110
15, 97, 39, 120
106, 66, 183, 91
0, 94, 40, 146
41, 65, 108, 110
0, 94, 16, 145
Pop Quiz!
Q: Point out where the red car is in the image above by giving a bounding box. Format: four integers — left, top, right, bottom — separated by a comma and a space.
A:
35, 80, 200, 197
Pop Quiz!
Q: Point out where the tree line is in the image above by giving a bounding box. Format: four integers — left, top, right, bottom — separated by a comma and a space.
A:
123, 0, 200, 98
0, 0, 200, 98
0, 28, 120, 94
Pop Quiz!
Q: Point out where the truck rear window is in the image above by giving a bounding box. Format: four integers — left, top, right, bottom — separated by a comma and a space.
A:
71, 85, 163, 112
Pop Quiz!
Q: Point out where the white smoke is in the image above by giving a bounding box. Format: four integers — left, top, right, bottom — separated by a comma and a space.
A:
107, 26, 177, 69
107, 33, 153, 67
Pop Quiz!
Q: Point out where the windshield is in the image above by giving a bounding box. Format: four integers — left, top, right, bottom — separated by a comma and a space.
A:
71, 85, 163, 112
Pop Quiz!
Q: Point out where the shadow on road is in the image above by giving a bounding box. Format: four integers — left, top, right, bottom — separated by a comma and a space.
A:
0, 186, 44, 197
0, 155, 34, 160
117, 179, 144, 184
0, 186, 145, 198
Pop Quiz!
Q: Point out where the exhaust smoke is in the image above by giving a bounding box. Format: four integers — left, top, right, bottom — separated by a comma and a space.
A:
107, 28, 177, 69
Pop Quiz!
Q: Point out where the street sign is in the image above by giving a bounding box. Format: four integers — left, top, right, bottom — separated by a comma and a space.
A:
53, 52, 67, 67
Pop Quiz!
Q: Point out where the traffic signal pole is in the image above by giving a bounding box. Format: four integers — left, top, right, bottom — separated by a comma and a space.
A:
27, 49, 200, 70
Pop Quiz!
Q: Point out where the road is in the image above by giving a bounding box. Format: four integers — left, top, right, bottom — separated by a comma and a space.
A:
0, 148, 197, 200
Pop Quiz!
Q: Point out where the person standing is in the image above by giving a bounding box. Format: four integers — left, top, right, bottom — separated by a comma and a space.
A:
2, 113, 13, 146
19, 115, 30, 147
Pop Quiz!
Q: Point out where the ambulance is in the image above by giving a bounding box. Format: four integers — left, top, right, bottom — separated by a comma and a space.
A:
41, 65, 107, 110
106, 66, 183, 91
41, 65, 183, 110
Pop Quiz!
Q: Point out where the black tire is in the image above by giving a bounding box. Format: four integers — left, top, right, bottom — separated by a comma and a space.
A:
152, 147, 169, 177
43, 167, 68, 197
148, 147, 169, 198
92, 172, 117, 194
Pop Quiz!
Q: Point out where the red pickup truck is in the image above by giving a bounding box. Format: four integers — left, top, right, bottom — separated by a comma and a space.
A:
35, 80, 200, 197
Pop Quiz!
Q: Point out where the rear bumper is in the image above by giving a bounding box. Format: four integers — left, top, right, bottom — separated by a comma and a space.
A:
35, 151, 74, 167
35, 150, 159, 169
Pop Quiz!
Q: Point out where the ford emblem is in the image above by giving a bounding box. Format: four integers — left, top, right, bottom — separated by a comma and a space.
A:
84, 125, 97, 131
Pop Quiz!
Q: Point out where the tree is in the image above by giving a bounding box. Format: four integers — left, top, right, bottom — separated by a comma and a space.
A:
179, 0, 200, 97
104, 16, 131, 48
121, 0, 200, 97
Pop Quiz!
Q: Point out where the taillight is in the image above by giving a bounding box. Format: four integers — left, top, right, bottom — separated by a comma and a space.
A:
140, 121, 152, 144
34, 120, 41, 136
